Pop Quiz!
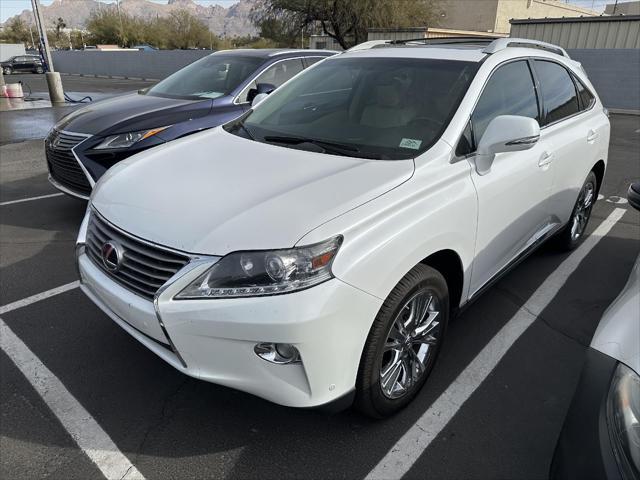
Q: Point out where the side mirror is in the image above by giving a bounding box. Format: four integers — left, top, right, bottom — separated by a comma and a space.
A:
251, 93, 269, 107
475, 115, 540, 175
247, 82, 276, 103
628, 182, 640, 211
137, 87, 149, 95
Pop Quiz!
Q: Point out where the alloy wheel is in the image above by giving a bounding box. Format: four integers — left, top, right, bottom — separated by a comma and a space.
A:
379, 289, 441, 399
571, 181, 595, 241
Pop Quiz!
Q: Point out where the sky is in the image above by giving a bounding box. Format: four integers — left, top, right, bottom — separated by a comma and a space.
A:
0, 0, 239, 23
0, 0, 633, 23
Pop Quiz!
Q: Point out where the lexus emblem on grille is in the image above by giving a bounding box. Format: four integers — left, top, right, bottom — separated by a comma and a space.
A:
101, 241, 123, 272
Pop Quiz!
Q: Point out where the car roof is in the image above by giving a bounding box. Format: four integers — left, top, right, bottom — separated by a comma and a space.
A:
340, 45, 488, 63
213, 49, 334, 59
339, 37, 571, 64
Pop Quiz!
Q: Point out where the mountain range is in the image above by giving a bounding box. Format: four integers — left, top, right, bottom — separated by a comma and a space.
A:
3, 0, 259, 38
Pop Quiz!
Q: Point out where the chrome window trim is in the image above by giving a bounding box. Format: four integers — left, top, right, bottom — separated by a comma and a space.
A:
233, 56, 310, 106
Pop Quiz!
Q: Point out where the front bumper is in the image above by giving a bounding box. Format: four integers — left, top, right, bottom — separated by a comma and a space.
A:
550, 348, 623, 479
77, 243, 382, 408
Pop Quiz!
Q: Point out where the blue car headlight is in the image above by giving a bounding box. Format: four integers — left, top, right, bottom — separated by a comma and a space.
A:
94, 127, 169, 150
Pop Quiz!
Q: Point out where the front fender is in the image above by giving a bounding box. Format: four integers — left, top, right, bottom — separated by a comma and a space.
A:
297, 142, 478, 306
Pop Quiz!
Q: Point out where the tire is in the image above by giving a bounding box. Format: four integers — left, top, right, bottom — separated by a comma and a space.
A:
3, 67, 11, 75
35, 66, 44, 74
355, 264, 449, 418
554, 171, 598, 251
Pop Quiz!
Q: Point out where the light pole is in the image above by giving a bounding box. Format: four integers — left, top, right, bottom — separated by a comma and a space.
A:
31, 0, 65, 103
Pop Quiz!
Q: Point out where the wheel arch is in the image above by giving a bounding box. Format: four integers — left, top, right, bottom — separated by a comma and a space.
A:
420, 249, 465, 313
591, 160, 606, 197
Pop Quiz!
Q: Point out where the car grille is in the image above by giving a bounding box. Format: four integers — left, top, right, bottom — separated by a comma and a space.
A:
46, 130, 92, 196
85, 213, 191, 300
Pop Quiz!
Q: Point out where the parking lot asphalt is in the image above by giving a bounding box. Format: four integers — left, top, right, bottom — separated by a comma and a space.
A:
0, 80, 639, 479
0, 74, 154, 145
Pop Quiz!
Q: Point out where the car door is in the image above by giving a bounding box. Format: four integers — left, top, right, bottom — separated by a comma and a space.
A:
465, 59, 557, 296
16, 56, 31, 72
236, 58, 305, 106
532, 60, 601, 225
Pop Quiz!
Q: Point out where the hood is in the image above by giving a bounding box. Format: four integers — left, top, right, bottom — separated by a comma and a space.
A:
55, 92, 213, 135
92, 128, 414, 255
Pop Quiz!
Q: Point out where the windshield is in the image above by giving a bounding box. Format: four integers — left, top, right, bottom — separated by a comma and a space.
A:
147, 54, 263, 100
230, 56, 479, 160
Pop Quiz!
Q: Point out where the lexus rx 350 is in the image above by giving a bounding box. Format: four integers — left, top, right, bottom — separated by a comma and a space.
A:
76, 38, 610, 417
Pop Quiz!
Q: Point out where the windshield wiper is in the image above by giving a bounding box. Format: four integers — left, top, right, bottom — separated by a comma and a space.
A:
263, 135, 370, 157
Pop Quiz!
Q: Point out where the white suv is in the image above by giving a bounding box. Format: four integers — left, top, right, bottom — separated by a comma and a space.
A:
76, 38, 610, 417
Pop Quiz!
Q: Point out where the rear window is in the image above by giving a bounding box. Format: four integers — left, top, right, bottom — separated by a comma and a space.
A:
534, 60, 580, 124
574, 76, 596, 110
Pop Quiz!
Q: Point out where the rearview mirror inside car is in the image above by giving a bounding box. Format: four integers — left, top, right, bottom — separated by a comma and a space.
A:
475, 115, 540, 176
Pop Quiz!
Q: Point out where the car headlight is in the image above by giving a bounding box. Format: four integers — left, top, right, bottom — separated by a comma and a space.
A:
176, 236, 342, 299
94, 127, 169, 150
607, 363, 640, 479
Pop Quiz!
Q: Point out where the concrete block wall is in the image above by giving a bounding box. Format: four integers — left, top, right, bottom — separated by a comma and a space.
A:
569, 49, 640, 113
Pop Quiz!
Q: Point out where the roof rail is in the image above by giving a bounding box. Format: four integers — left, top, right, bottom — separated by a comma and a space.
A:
390, 36, 497, 45
483, 37, 569, 57
346, 40, 390, 52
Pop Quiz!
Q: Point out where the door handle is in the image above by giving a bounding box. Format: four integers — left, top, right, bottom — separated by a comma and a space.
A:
587, 130, 598, 143
538, 152, 554, 168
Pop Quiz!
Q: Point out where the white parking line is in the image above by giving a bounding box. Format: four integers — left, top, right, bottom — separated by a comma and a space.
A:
0, 193, 64, 206
0, 318, 145, 480
366, 207, 627, 480
0, 281, 79, 315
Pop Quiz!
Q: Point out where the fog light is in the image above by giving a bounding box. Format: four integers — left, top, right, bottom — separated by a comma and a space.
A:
254, 342, 300, 364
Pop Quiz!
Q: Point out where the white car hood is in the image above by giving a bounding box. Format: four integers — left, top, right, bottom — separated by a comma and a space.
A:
92, 128, 414, 255
591, 254, 640, 374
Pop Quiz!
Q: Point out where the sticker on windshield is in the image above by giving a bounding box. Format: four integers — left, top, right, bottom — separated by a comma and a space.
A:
399, 138, 422, 150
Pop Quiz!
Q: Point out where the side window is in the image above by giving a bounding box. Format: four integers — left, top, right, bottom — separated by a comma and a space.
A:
574, 76, 595, 111
237, 59, 304, 103
534, 60, 580, 124
471, 60, 539, 144
303, 57, 325, 68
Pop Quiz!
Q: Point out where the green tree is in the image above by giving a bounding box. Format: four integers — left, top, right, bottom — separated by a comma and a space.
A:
252, 0, 441, 50
86, 10, 122, 45
164, 10, 210, 49
0, 18, 32, 45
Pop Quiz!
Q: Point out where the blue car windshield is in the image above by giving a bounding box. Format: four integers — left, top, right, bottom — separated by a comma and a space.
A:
147, 55, 263, 100
232, 57, 479, 160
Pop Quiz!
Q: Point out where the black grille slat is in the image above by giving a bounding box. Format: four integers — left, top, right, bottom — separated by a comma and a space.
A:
46, 130, 92, 196
85, 213, 190, 300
